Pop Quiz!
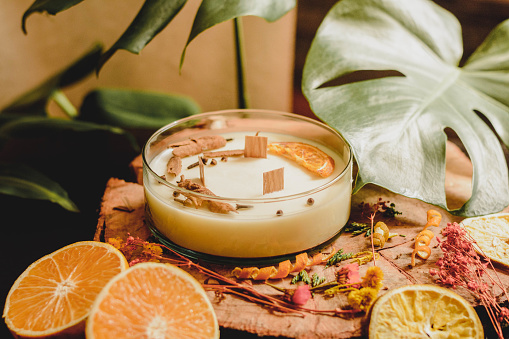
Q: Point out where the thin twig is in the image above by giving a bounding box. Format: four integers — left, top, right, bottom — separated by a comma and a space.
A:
369, 212, 377, 266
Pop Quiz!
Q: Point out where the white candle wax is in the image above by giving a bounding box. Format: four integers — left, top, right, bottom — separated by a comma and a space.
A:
144, 131, 352, 258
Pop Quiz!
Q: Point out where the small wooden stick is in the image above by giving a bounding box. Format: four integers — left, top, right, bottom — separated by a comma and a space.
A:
198, 156, 205, 186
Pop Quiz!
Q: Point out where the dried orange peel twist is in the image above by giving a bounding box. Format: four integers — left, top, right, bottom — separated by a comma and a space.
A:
372, 222, 390, 248
267, 142, 335, 178
411, 209, 442, 266
232, 249, 336, 281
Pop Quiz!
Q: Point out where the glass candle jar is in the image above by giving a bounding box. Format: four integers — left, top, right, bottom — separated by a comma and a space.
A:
143, 109, 352, 262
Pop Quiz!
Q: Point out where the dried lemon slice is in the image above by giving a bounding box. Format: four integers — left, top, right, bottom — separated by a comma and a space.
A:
368, 284, 483, 339
267, 142, 335, 177
460, 213, 509, 268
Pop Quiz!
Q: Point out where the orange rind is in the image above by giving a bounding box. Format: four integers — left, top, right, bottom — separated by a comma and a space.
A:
232, 249, 336, 280
86, 262, 219, 339
411, 210, 441, 267
3, 241, 128, 339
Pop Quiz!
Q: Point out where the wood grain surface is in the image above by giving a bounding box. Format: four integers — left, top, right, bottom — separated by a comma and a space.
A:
94, 141, 509, 338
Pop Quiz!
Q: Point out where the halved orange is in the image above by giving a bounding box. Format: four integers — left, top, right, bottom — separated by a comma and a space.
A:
86, 262, 219, 339
267, 142, 335, 177
368, 284, 483, 338
3, 241, 129, 338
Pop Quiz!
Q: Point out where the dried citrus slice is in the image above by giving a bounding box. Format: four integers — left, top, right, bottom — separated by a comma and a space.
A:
460, 213, 509, 268
3, 241, 129, 338
268, 142, 335, 177
368, 284, 483, 339
86, 262, 219, 339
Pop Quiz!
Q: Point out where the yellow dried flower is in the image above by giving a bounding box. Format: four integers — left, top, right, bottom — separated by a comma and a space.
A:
347, 287, 378, 311
107, 237, 123, 249
361, 266, 384, 291
352, 251, 380, 265
143, 243, 163, 257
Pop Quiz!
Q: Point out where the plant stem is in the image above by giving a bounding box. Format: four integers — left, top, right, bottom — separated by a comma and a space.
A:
369, 212, 377, 266
51, 89, 78, 118
234, 17, 249, 109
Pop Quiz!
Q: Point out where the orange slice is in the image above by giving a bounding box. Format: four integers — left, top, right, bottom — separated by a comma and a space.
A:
3, 241, 129, 339
86, 262, 219, 339
268, 142, 335, 177
460, 213, 509, 268
368, 284, 483, 338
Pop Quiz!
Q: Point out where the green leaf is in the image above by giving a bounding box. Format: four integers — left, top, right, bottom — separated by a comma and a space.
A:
22, 0, 85, 34
302, 0, 509, 217
79, 88, 201, 129
1, 44, 102, 116
181, 0, 296, 67
0, 116, 140, 153
0, 163, 79, 212
98, 0, 187, 71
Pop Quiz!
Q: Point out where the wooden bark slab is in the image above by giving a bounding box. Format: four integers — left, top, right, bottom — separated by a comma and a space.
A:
94, 178, 150, 242
94, 141, 509, 338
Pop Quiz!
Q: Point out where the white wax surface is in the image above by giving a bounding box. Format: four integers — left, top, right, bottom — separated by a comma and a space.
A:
144, 131, 352, 258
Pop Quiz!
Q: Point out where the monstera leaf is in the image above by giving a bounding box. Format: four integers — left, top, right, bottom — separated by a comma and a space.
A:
302, 0, 509, 216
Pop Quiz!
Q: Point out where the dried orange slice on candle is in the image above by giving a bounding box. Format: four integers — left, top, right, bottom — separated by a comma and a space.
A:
86, 262, 219, 339
368, 284, 483, 338
268, 142, 335, 177
3, 241, 128, 339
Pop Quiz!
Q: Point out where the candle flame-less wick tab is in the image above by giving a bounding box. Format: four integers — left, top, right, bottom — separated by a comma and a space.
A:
263, 167, 284, 195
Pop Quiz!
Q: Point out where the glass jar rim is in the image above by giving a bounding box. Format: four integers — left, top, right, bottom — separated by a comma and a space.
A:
142, 109, 353, 203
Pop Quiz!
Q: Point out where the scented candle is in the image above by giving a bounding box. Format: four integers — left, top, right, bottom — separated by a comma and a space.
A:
143, 110, 352, 259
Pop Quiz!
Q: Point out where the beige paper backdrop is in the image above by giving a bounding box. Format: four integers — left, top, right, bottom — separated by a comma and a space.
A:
0, 0, 296, 116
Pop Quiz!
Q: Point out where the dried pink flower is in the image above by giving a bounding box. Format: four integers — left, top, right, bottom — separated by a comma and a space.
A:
431, 222, 509, 339
336, 262, 361, 288
498, 307, 509, 323
291, 285, 312, 305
